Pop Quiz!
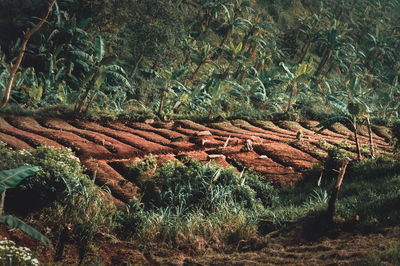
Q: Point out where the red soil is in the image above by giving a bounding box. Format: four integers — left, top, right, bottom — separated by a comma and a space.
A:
0, 117, 64, 148
73, 121, 173, 154
0, 131, 32, 150
42, 118, 137, 158
8, 116, 111, 159
84, 159, 139, 203
129, 121, 187, 140
253, 142, 318, 171
226, 147, 302, 186
107, 122, 172, 145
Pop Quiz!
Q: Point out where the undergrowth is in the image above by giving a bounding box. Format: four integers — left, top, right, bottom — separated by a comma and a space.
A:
116, 157, 278, 250
1, 141, 399, 261
0, 142, 116, 262
261, 152, 400, 233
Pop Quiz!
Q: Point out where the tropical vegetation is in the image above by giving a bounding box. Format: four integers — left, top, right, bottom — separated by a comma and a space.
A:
0, 0, 399, 264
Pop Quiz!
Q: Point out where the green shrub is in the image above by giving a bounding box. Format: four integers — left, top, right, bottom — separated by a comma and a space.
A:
0, 145, 87, 212
117, 158, 277, 246
356, 241, 400, 265
147, 158, 270, 213
382, 241, 400, 264
124, 154, 157, 187
43, 177, 117, 262
393, 120, 400, 150
349, 156, 399, 179
0, 237, 39, 266
323, 146, 348, 178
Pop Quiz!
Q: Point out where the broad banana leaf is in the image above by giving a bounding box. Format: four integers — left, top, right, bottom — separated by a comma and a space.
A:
0, 215, 50, 244
0, 166, 40, 193
316, 115, 353, 133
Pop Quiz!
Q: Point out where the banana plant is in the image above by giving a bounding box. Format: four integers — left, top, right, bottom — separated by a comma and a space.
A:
280, 61, 313, 113
197, 0, 224, 38
0, 166, 50, 244
221, 41, 247, 80
190, 43, 215, 81
318, 99, 364, 160
317, 76, 374, 160
296, 10, 327, 64
141, 66, 188, 117
203, 78, 227, 119
74, 36, 131, 114
314, 19, 348, 77
216, 3, 251, 48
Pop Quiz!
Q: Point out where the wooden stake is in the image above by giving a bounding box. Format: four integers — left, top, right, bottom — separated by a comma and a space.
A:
327, 158, 349, 222
365, 116, 375, 158
0, 190, 6, 216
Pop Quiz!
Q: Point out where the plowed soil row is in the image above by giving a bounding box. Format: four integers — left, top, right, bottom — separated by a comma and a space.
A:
0, 115, 393, 203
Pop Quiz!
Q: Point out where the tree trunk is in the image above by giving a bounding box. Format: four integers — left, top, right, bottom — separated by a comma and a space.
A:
353, 120, 362, 161
157, 90, 167, 116
327, 159, 349, 222
298, 41, 311, 64
216, 30, 231, 62
84, 92, 97, 114
199, 11, 212, 39
285, 84, 295, 113
207, 104, 213, 120
75, 88, 90, 114
365, 116, 375, 158
314, 47, 330, 77
190, 61, 204, 81
54, 226, 71, 262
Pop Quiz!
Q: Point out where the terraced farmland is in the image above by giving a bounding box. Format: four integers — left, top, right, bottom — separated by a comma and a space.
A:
0, 115, 393, 206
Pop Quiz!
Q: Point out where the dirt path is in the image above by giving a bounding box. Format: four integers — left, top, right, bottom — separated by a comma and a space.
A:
0, 115, 393, 203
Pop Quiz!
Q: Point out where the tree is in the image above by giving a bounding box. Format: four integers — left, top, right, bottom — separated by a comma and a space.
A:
0, 0, 56, 109
280, 61, 313, 113
74, 36, 131, 114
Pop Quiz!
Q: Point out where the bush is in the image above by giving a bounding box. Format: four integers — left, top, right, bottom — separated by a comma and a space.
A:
0, 237, 39, 266
319, 146, 348, 181
116, 158, 277, 246
393, 120, 400, 150
0, 145, 87, 212
42, 177, 117, 262
147, 158, 269, 213
0, 143, 117, 261
349, 156, 399, 179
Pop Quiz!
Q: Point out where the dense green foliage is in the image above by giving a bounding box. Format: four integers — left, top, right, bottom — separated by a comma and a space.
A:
0, 143, 84, 210
117, 157, 277, 245
0, 0, 399, 263
0, 237, 40, 265
0, 143, 116, 261
0, 0, 398, 122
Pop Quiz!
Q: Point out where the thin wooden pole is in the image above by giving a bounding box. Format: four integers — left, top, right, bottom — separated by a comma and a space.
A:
366, 116, 375, 158
327, 158, 349, 221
